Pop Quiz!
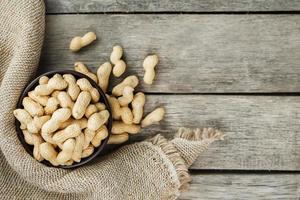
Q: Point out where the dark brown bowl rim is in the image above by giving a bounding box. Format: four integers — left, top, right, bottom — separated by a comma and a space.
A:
15, 70, 112, 169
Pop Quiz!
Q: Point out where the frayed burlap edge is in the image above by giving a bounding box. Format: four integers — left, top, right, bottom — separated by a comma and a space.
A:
148, 127, 224, 193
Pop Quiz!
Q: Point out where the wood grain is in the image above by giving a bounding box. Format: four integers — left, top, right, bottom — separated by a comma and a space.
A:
45, 0, 300, 13
40, 15, 300, 93
128, 95, 300, 170
180, 174, 300, 199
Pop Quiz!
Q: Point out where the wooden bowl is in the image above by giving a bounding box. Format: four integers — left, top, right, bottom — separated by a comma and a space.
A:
15, 70, 112, 169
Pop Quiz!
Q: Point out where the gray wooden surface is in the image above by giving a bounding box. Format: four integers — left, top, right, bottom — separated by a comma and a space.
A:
45, 0, 300, 13
138, 95, 300, 170
179, 174, 300, 199
40, 1, 300, 199
41, 15, 300, 93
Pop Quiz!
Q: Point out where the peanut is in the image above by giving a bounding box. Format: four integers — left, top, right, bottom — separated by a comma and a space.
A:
113, 60, 126, 77
57, 91, 74, 109
56, 138, 76, 164
51, 91, 60, 98
91, 125, 108, 147
41, 108, 71, 144
31, 133, 44, 161
132, 92, 146, 124
87, 110, 109, 131
95, 102, 106, 111
39, 76, 49, 85
22, 97, 44, 117
143, 55, 159, 85
27, 115, 50, 134
62, 160, 74, 166
63, 74, 80, 101
106, 95, 121, 120
13, 109, 32, 127
34, 74, 68, 96
59, 117, 87, 130
97, 62, 112, 92
112, 121, 140, 134
77, 78, 100, 103
72, 91, 91, 119
74, 62, 98, 83
28, 91, 48, 106
72, 133, 85, 162
83, 128, 96, 150
120, 107, 133, 125
85, 104, 98, 118
82, 145, 94, 158
69, 32, 96, 52
141, 107, 165, 128
112, 75, 139, 96
110, 45, 123, 65
48, 74, 68, 91
39, 142, 59, 166
53, 123, 81, 143
118, 86, 134, 106
44, 97, 60, 115
107, 133, 129, 144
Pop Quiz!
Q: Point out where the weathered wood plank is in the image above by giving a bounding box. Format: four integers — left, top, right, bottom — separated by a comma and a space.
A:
40, 15, 300, 93
180, 174, 300, 199
45, 0, 300, 13
129, 95, 300, 170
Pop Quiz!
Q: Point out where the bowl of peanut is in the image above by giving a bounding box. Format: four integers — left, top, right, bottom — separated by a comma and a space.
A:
14, 70, 112, 168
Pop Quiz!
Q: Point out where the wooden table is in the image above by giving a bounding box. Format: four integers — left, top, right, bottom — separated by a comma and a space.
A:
42, 1, 300, 199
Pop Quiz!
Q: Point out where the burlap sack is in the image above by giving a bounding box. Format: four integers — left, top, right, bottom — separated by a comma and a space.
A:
0, 0, 224, 199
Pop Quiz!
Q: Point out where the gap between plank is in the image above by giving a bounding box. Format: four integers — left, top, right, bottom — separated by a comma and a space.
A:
46, 11, 300, 15
189, 169, 300, 174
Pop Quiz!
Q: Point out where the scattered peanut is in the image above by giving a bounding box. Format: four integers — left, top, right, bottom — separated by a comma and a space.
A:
74, 62, 98, 83
112, 121, 140, 134
14, 44, 166, 166
112, 75, 139, 97
120, 107, 133, 125
97, 62, 112, 92
110, 45, 123, 65
118, 86, 134, 106
143, 55, 159, 85
70, 32, 96, 52
113, 60, 126, 77
141, 107, 165, 128
106, 95, 121, 120
132, 92, 145, 124
108, 133, 129, 144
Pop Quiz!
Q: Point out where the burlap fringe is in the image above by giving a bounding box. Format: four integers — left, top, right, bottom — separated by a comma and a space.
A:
148, 134, 191, 191
148, 127, 224, 192
175, 127, 224, 141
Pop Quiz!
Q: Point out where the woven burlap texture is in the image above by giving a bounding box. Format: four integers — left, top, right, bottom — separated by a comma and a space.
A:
0, 0, 223, 199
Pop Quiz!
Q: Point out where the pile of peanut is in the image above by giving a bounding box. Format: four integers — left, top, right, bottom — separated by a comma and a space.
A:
14, 31, 165, 166
14, 74, 110, 166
